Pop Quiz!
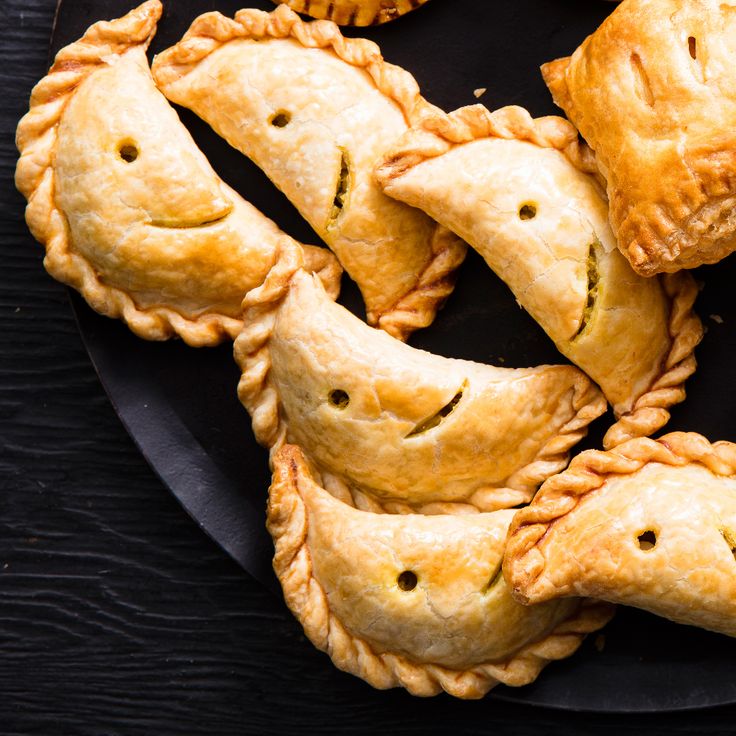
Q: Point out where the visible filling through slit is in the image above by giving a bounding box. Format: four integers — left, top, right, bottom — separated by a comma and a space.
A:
405, 383, 465, 438
327, 148, 350, 228
721, 529, 736, 560
482, 562, 504, 593
572, 245, 600, 340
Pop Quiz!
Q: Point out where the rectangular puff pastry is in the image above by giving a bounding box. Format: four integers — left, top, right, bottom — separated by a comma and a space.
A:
542, 0, 736, 275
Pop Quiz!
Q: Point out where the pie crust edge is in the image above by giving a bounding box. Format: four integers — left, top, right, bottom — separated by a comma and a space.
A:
151, 3, 467, 342
504, 432, 736, 605
271, 0, 431, 26
268, 444, 616, 698
375, 103, 704, 448
233, 244, 607, 513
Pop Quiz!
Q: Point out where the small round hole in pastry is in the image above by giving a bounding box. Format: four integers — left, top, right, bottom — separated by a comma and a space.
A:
397, 570, 418, 591
637, 530, 657, 551
518, 203, 537, 220
328, 389, 350, 409
269, 111, 291, 128
118, 141, 139, 163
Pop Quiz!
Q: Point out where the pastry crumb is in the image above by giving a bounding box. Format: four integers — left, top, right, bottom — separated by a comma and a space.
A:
473, 87, 487, 98
710, 314, 724, 324
594, 634, 606, 652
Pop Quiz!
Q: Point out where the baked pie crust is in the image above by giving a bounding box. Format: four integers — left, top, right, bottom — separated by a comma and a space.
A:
505, 432, 736, 638
271, 0, 430, 25
542, 0, 736, 275
15, 1, 340, 347
234, 243, 606, 513
151, 4, 466, 340
268, 444, 615, 697
377, 104, 703, 448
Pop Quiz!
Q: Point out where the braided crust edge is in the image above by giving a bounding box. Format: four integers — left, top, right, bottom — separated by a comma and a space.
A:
268, 444, 615, 698
13, 0, 252, 347
505, 432, 736, 605
151, 4, 466, 341
376, 103, 703, 444
272, 0, 431, 26
234, 247, 607, 511
603, 271, 703, 448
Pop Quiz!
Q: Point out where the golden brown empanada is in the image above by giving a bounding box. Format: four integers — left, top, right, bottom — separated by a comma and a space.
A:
377, 104, 703, 448
268, 445, 614, 698
271, 0, 430, 25
152, 5, 466, 340
15, 1, 340, 347
234, 245, 606, 513
542, 0, 736, 275
505, 432, 736, 638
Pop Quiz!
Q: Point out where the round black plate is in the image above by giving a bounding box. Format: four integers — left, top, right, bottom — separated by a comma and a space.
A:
53, 0, 736, 712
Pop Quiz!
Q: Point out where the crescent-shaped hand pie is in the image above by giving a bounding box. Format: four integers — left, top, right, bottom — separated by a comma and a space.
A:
542, 0, 736, 275
376, 104, 703, 448
15, 1, 341, 347
505, 432, 736, 638
271, 0, 431, 25
151, 5, 466, 341
268, 445, 615, 698
234, 247, 607, 513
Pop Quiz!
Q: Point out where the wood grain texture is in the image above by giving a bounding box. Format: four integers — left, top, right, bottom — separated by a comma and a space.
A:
3, 0, 736, 733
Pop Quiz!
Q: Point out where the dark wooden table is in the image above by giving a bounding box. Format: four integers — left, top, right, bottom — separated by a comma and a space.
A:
3, 1, 736, 733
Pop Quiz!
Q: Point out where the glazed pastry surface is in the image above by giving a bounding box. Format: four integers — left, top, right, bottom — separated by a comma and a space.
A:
377, 104, 702, 447
505, 433, 736, 638
267, 445, 614, 697
542, 0, 736, 275
235, 265, 606, 513
271, 0, 431, 25
15, 1, 340, 346
152, 5, 466, 340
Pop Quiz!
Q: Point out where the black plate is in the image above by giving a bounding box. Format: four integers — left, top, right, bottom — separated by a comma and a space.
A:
53, 0, 736, 712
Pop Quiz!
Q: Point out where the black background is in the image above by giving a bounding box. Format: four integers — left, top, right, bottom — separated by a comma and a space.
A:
4, 0, 736, 733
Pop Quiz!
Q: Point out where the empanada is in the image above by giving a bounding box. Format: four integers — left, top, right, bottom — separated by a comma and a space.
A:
15, 1, 340, 347
271, 0, 430, 25
505, 432, 736, 638
542, 0, 736, 275
234, 247, 606, 513
377, 104, 703, 448
152, 5, 466, 340
268, 445, 614, 698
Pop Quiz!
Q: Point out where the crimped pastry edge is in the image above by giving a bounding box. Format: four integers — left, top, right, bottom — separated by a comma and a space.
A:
14, 0, 247, 347
504, 432, 736, 605
268, 444, 615, 698
375, 103, 703, 447
151, 3, 466, 341
272, 0, 431, 26
233, 244, 607, 513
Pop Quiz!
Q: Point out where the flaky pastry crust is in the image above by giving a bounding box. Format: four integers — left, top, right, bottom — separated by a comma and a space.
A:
268, 445, 614, 698
505, 432, 736, 637
542, 0, 736, 275
234, 244, 606, 513
151, 4, 466, 341
272, 0, 431, 25
15, 1, 341, 347
376, 104, 703, 448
